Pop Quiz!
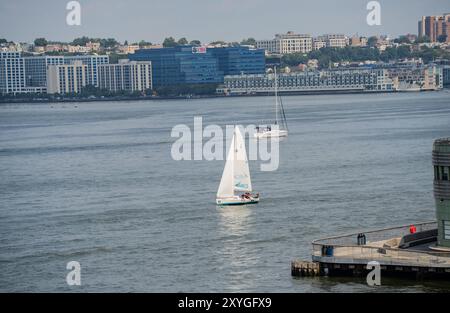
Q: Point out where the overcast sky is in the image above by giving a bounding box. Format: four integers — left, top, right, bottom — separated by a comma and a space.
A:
1, 0, 450, 43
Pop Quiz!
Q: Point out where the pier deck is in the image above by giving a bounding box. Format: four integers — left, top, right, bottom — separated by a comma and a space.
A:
293, 221, 450, 278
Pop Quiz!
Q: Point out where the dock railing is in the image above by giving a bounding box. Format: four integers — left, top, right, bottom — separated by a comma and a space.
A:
311, 221, 450, 267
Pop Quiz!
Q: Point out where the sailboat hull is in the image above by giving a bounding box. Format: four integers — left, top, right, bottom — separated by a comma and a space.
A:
254, 129, 288, 139
216, 196, 260, 206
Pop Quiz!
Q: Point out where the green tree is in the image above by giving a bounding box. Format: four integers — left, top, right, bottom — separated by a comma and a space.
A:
281, 53, 308, 66
189, 40, 201, 46
415, 35, 431, 43
437, 34, 447, 43
209, 41, 227, 46
34, 38, 48, 47
395, 35, 411, 44
100, 38, 118, 48
138, 40, 152, 47
163, 37, 178, 47
72, 36, 91, 46
0, 38, 8, 44
367, 36, 378, 48
397, 45, 411, 58
177, 37, 188, 45
240, 38, 257, 46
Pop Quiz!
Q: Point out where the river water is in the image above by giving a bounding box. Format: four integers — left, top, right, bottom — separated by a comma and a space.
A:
1, 91, 450, 292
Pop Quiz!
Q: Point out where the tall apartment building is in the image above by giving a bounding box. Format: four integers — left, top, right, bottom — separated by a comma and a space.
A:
256, 32, 313, 54
64, 55, 109, 87
46, 61, 87, 94
98, 60, 152, 92
0, 51, 26, 95
23, 55, 108, 89
418, 14, 450, 42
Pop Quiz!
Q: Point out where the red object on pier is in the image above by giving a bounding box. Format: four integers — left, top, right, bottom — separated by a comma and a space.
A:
409, 225, 417, 234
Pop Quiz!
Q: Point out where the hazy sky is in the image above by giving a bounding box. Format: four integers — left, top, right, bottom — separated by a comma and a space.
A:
1, 0, 450, 43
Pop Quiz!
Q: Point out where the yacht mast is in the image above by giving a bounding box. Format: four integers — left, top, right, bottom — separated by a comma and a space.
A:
274, 67, 278, 125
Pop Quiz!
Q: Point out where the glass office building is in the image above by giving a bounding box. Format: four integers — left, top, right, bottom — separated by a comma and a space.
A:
24, 56, 64, 87
130, 46, 224, 87
209, 46, 265, 76
130, 46, 265, 87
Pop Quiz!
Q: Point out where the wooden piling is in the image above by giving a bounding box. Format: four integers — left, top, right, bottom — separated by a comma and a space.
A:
291, 260, 321, 277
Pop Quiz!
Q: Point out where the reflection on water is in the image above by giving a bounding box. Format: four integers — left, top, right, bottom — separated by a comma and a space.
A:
217, 205, 252, 235
216, 205, 258, 292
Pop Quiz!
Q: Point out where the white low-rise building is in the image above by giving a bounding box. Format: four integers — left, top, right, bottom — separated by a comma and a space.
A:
257, 32, 313, 55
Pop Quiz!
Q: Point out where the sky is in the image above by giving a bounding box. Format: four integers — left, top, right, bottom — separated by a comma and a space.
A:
1, 0, 450, 44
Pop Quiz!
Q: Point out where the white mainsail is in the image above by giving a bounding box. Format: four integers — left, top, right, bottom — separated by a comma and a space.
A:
217, 132, 235, 198
233, 126, 252, 192
217, 126, 252, 198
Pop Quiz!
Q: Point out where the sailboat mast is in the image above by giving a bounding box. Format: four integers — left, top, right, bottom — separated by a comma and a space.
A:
274, 67, 279, 125
232, 126, 236, 195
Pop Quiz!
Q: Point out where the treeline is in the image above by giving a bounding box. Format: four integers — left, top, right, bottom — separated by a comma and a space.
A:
161, 37, 257, 48
154, 83, 219, 96
281, 46, 450, 68
0, 83, 221, 102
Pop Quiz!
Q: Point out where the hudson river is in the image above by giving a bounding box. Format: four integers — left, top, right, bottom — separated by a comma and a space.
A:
1, 91, 450, 292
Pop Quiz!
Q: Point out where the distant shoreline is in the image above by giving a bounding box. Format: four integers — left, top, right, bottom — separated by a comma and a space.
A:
0, 88, 446, 105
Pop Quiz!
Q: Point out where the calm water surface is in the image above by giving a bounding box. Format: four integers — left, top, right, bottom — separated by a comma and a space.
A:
1, 91, 450, 292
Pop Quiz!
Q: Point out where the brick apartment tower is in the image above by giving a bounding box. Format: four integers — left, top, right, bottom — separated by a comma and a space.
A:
418, 14, 450, 43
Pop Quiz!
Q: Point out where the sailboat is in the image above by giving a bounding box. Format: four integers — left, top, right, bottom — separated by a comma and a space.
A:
254, 67, 289, 138
216, 126, 260, 206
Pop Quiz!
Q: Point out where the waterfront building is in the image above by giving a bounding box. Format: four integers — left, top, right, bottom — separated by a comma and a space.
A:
256, 32, 313, 55
0, 51, 26, 95
98, 60, 152, 92
433, 138, 450, 248
208, 46, 265, 75
46, 60, 87, 94
382, 64, 444, 91
24, 55, 65, 88
64, 55, 109, 87
442, 65, 450, 86
23, 55, 108, 89
219, 68, 393, 94
129, 46, 223, 87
